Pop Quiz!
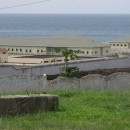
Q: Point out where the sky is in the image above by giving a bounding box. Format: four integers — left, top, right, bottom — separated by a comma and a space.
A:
0, 0, 130, 14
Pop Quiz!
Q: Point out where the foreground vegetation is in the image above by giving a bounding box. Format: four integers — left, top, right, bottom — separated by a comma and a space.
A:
0, 90, 130, 130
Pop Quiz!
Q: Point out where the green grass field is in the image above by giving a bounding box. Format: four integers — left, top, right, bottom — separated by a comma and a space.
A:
0, 90, 130, 130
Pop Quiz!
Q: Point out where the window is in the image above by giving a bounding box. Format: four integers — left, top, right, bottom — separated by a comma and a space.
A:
30, 50, 31, 53
113, 44, 115, 46
86, 51, 89, 54
20, 49, 22, 52
3, 52, 6, 54
41, 50, 43, 53
117, 44, 119, 46
95, 51, 98, 54
44, 61, 48, 63
91, 52, 93, 54
37, 50, 39, 53
8, 48, 10, 51
12, 49, 14, 51
121, 44, 123, 46
124, 44, 127, 47
26, 50, 28, 52
16, 49, 18, 51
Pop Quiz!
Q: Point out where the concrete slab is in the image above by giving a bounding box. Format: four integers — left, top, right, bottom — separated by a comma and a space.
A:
0, 94, 59, 116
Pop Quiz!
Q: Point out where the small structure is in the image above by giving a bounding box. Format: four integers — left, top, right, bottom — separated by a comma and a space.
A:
0, 48, 8, 63
0, 94, 59, 115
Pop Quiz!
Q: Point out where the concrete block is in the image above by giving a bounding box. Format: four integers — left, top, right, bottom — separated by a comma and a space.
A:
0, 94, 59, 116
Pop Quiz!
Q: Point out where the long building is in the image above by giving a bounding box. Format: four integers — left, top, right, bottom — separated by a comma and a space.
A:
0, 34, 110, 57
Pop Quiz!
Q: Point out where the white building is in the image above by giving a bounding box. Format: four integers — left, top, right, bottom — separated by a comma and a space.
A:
0, 48, 8, 63
107, 36, 130, 50
0, 34, 110, 57
107, 36, 130, 57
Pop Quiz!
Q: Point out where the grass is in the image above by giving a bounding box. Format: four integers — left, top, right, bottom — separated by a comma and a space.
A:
0, 90, 130, 130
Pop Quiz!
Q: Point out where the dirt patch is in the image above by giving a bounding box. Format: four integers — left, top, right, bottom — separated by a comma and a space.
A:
47, 68, 130, 80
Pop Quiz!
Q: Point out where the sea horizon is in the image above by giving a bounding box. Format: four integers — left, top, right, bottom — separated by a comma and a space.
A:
0, 14, 130, 41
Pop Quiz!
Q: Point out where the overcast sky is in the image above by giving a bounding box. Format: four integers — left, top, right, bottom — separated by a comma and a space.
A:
0, 0, 130, 14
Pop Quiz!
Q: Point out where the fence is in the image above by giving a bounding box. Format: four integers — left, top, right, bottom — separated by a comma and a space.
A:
0, 72, 130, 93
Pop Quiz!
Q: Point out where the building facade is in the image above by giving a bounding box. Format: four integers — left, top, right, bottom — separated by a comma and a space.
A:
107, 36, 130, 57
107, 36, 130, 50
0, 35, 110, 57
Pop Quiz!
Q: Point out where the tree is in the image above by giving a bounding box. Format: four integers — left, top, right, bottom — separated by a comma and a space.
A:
53, 48, 83, 77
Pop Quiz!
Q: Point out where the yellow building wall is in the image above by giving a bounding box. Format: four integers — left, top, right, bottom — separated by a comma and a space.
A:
0, 46, 47, 55
109, 42, 129, 49
102, 47, 110, 56
0, 45, 110, 57
68, 47, 110, 57
128, 43, 130, 49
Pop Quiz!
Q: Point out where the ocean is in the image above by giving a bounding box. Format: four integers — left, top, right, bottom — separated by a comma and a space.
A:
0, 14, 130, 41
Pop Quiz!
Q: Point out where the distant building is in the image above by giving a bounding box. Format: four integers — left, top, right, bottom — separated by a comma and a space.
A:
107, 36, 130, 50
107, 36, 130, 56
0, 35, 110, 57
0, 48, 8, 63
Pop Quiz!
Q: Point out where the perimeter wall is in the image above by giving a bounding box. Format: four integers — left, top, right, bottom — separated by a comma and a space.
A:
0, 57, 130, 76
0, 72, 130, 93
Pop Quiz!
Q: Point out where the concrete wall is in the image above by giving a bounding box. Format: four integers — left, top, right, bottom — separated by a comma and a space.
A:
0, 75, 46, 93
0, 57, 130, 76
47, 73, 130, 90
8, 56, 65, 64
0, 72, 130, 93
